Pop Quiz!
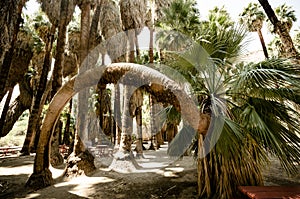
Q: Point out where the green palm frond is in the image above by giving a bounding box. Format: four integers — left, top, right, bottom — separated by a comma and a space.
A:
231, 58, 300, 93
196, 116, 267, 198
239, 98, 300, 173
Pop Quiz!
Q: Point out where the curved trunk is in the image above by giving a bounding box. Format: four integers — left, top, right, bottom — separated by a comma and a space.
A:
0, 78, 32, 137
257, 29, 269, 59
27, 63, 201, 187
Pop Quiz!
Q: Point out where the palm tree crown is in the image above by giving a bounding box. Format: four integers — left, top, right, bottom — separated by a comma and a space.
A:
267, 3, 297, 33
239, 2, 266, 32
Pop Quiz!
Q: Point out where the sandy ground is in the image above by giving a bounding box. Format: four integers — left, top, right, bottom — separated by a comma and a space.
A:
0, 143, 299, 199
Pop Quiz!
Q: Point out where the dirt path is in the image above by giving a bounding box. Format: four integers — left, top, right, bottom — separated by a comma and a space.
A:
0, 143, 299, 199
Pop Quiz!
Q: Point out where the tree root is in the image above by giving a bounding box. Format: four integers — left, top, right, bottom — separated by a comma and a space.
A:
26, 168, 53, 189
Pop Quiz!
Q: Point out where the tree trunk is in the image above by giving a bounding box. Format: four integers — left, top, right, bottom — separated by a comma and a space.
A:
135, 29, 140, 61
114, 83, 122, 147
149, 27, 154, 64
128, 30, 135, 63
134, 106, 143, 158
50, 119, 64, 166
50, 0, 69, 99
26, 63, 202, 187
149, 95, 159, 150
110, 84, 140, 172
119, 85, 133, 154
63, 99, 72, 145
21, 25, 56, 155
258, 0, 298, 59
0, 0, 25, 102
64, 1, 96, 178
0, 78, 32, 137
0, 88, 14, 134
257, 29, 269, 59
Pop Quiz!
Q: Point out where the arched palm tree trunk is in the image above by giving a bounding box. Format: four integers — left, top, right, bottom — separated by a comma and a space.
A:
26, 63, 202, 188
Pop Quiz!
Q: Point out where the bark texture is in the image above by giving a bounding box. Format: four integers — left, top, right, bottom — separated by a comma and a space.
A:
27, 63, 202, 187
0, 0, 26, 101
258, 0, 298, 59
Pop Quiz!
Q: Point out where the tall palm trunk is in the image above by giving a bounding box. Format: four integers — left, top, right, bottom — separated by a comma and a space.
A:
134, 106, 143, 157
149, 95, 158, 150
128, 30, 135, 63
63, 99, 72, 145
134, 29, 140, 61
258, 0, 298, 59
257, 29, 269, 59
51, 0, 71, 98
114, 83, 122, 147
119, 85, 133, 153
21, 25, 56, 155
64, 1, 97, 177
149, 27, 154, 64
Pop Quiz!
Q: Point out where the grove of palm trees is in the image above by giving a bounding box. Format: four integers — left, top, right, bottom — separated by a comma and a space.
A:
0, 0, 299, 198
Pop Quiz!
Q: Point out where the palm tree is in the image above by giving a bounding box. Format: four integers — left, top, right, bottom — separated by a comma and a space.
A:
267, 3, 297, 33
26, 62, 201, 188
156, 0, 200, 52
0, 25, 34, 137
20, 9, 56, 155
157, 3, 300, 197
268, 35, 283, 57
0, 0, 27, 103
167, 43, 300, 198
99, 0, 124, 62
266, 3, 297, 58
258, 0, 298, 59
50, 0, 76, 98
119, 0, 147, 62
64, 0, 98, 178
239, 3, 269, 59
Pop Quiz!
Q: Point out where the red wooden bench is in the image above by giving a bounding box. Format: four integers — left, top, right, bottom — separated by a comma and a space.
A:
0, 146, 22, 157
239, 186, 300, 199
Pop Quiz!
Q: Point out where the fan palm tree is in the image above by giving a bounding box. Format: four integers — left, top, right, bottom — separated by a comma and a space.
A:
167, 42, 300, 198
156, 0, 200, 52
119, 0, 147, 62
157, 2, 300, 198
239, 3, 269, 59
267, 3, 297, 34
0, 0, 27, 103
258, 0, 298, 59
